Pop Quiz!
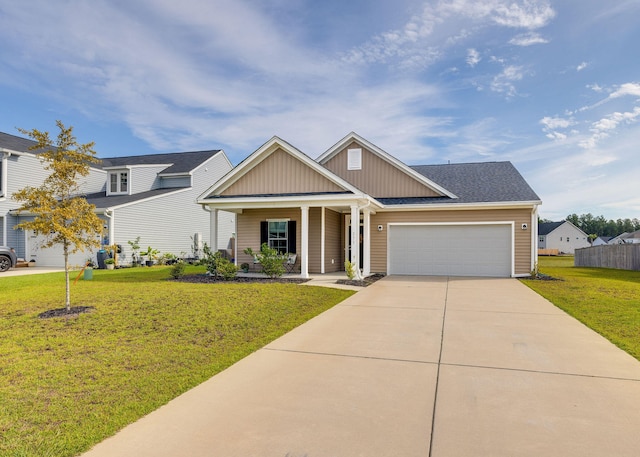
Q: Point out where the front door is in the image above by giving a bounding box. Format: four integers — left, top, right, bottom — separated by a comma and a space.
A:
345, 215, 364, 269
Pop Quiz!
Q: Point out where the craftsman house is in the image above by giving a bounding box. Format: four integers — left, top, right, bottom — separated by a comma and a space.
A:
198, 132, 541, 278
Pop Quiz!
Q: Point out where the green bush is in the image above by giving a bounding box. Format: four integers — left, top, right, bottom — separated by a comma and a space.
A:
202, 243, 238, 280
169, 260, 186, 279
245, 243, 285, 279
344, 260, 356, 280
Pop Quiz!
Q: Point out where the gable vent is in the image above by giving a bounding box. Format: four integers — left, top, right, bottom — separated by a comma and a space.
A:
347, 148, 362, 170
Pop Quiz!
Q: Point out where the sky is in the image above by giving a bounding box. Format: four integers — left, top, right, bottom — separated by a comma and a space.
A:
0, 0, 639, 221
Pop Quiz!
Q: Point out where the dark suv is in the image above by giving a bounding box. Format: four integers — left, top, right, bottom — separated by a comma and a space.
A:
0, 246, 17, 272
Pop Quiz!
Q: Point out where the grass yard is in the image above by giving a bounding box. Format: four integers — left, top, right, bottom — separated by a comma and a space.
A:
0, 266, 355, 457
522, 256, 640, 361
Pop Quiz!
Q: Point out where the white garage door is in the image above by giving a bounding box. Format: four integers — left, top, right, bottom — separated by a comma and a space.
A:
388, 224, 512, 277
29, 231, 98, 268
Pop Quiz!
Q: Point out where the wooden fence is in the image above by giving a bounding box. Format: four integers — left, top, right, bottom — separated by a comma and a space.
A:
574, 244, 640, 271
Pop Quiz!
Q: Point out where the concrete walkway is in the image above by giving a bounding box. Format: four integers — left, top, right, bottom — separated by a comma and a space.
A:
81, 276, 640, 457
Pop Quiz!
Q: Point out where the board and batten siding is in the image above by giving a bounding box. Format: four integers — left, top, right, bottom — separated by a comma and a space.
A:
322, 141, 440, 198
369, 208, 534, 276
221, 148, 344, 196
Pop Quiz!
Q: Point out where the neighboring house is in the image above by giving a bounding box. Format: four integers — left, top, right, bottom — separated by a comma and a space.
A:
538, 220, 590, 254
592, 236, 612, 246
197, 132, 542, 278
1, 131, 234, 267
611, 230, 640, 244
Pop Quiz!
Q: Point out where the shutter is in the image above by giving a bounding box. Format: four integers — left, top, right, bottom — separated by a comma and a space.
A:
288, 221, 296, 254
260, 221, 268, 247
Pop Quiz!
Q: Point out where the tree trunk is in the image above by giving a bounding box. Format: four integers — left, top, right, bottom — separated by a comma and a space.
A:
64, 244, 71, 311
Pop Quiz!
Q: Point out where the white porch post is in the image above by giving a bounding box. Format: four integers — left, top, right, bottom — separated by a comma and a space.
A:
350, 204, 362, 280
209, 208, 218, 252
362, 208, 371, 277
320, 207, 325, 274
301, 205, 309, 279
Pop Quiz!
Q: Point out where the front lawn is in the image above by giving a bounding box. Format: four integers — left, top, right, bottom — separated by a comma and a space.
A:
0, 266, 355, 457
522, 256, 640, 360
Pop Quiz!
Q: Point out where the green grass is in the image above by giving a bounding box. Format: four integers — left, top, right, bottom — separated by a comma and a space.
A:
0, 266, 355, 457
522, 256, 640, 360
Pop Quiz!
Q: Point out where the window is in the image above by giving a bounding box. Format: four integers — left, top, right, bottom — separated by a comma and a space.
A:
260, 220, 296, 255
109, 171, 129, 194
347, 148, 362, 170
268, 221, 288, 254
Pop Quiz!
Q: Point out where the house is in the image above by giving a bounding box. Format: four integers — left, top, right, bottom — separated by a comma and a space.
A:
538, 220, 590, 254
611, 230, 640, 244
197, 132, 541, 278
1, 131, 234, 267
592, 236, 612, 246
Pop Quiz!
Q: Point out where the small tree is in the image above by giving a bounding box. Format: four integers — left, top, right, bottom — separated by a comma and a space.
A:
13, 121, 103, 312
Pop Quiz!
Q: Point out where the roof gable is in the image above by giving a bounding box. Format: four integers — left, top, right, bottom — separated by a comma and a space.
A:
538, 220, 586, 236
318, 132, 455, 199
199, 136, 364, 200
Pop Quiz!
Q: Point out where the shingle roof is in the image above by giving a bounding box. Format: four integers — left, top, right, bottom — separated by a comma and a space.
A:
101, 150, 222, 174
0, 131, 48, 154
538, 221, 565, 235
1, 131, 222, 174
84, 188, 185, 209
396, 161, 541, 205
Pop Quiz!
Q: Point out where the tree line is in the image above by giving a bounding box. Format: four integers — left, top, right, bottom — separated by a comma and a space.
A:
540, 213, 640, 238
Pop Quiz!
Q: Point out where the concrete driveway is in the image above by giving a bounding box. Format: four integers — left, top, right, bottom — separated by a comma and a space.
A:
81, 276, 640, 457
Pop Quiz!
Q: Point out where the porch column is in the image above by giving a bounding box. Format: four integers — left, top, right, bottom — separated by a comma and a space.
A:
362, 208, 371, 277
320, 207, 325, 274
209, 208, 218, 252
350, 204, 362, 279
301, 205, 309, 279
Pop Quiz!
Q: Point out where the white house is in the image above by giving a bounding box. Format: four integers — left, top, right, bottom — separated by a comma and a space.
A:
538, 220, 590, 254
1, 131, 234, 267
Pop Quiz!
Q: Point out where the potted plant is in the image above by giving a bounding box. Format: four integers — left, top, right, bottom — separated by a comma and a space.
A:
104, 258, 115, 270
240, 262, 250, 273
128, 236, 142, 267
141, 246, 159, 267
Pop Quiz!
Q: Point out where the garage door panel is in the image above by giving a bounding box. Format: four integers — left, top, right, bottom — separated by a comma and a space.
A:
388, 224, 511, 277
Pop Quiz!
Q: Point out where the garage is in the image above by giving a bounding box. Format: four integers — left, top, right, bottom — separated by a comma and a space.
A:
388, 223, 513, 277
28, 231, 99, 268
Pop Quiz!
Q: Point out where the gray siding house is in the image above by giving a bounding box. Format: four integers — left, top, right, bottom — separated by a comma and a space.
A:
1, 131, 234, 267
538, 220, 590, 254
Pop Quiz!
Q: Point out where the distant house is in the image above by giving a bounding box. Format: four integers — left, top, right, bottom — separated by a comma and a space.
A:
592, 236, 612, 246
612, 230, 640, 244
1, 131, 234, 267
538, 220, 590, 254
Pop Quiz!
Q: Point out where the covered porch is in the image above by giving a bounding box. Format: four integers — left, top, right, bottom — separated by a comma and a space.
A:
204, 195, 381, 280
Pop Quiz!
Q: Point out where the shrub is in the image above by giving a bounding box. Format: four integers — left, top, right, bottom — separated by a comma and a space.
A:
169, 260, 186, 279
244, 243, 285, 279
344, 260, 356, 280
202, 243, 238, 280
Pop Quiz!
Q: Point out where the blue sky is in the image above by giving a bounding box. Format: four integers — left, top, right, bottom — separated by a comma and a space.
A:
0, 0, 639, 221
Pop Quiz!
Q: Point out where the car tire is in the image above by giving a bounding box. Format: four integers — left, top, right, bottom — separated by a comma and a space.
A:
0, 255, 10, 272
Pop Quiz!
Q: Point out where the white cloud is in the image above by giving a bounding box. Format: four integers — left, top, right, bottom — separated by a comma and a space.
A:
490, 65, 524, 96
540, 116, 574, 130
580, 107, 640, 149
609, 82, 640, 98
509, 32, 549, 46
576, 61, 588, 71
466, 48, 481, 67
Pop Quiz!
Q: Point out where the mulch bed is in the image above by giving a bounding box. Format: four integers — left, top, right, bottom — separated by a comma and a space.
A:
38, 306, 95, 319
336, 273, 386, 287
173, 274, 310, 284
521, 273, 562, 281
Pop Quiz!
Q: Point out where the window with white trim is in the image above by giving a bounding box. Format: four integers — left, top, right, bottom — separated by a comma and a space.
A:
109, 171, 129, 194
268, 221, 288, 254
